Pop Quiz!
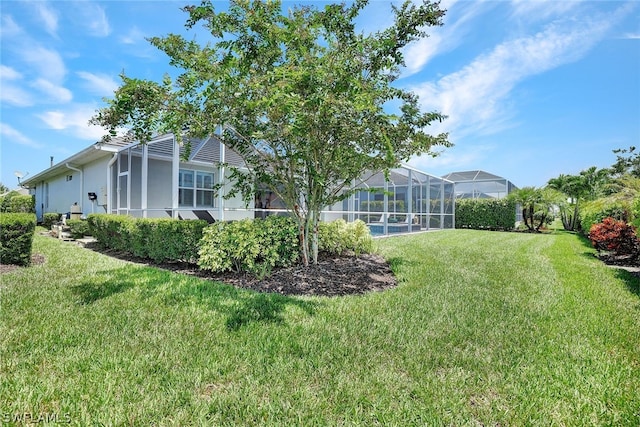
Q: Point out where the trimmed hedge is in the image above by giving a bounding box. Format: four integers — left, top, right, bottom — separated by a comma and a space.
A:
87, 214, 135, 253
132, 218, 208, 263
67, 219, 91, 239
42, 213, 62, 229
0, 213, 37, 266
0, 191, 35, 213
455, 198, 516, 231
87, 214, 207, 263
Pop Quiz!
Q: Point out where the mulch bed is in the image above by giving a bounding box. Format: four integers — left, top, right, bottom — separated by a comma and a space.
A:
596, 252, 640, 278
85, 244, 398, 297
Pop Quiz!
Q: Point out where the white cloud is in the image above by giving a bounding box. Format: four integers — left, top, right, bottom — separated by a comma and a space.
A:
0, 85, 34, 107
120, 26, 145, 45
38, 104, 107, 140
76, 72, 119, 96
77, 2, 111, 37
411, 8, 626, 140
623, 32, 640, 39
0, 65, 33, 106
0, 14, 22, 38
20, 46, 67, 84
409, 144, 494, 173
34, 2, 59, 37
510, 0, 580, 21
32, 78, 73, 103
0, 123, 43, 148
0, 65, 22, 81
402, 1, 491, 77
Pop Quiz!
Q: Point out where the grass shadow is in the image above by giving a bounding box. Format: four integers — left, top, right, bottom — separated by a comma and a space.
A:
614, 269, 640, 301
225, 292, 317, 330
71, 267, 141, 304
72, 264, 320, 330
570, 230, 640, 299
164, 279, 319, 331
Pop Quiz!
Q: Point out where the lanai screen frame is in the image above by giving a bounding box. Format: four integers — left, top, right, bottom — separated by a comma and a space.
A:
322, 164, 455, 235
109, 135, 455, 234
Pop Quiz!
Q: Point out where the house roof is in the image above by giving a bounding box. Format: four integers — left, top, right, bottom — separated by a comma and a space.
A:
20, 137, 128, 188
126, 134, 244, 167
356, 165, 453, 188
442, 170, 507, 182
20, 133, 246, 188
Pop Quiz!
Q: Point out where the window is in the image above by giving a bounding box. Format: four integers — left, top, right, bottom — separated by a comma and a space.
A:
179, 169, 214, 207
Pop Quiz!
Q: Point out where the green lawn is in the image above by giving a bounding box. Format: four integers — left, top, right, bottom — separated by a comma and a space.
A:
2, 230, 639, 425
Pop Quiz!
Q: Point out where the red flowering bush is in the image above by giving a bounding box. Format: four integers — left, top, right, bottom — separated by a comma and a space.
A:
589, 217, 640, 256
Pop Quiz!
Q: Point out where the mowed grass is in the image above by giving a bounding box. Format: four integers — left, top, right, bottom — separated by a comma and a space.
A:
1, 230, 639, 425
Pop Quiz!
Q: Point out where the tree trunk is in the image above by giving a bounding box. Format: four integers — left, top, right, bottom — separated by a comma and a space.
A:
524, 204, 535, 231
570, 202, 579, 231
310, 211, 319, 265
535, 213, 546, 232
295, 207, 309, 267
561, 210, 570, 230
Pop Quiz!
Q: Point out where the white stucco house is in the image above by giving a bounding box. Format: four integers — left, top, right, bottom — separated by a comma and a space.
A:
21, 133, 252, 223
21, 132, 456, 235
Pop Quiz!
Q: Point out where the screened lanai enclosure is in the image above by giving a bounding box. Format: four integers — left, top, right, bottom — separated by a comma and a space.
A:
110, 134, 455, 235
322, 167, 455, 235
442, 170, 518, 199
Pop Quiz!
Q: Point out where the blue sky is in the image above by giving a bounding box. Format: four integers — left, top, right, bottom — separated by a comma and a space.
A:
1, 0, 638, 190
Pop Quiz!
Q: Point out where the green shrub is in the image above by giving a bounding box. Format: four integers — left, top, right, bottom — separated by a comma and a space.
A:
42, 213, 61, 229
88, 214, 207, 263
67, 219, 90, 239
318, 219, 373, 256
132, 218, 207, 263
198, 216, 298, 274
632, 196, 640, 232
580, 199, 629, 236
87, 214, 136, 252
0, 192, 35, 213
455, 198, 516, 231
0, 213, 36, 266
259, 215, 300, 268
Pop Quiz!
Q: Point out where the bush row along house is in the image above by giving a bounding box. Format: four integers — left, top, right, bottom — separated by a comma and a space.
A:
20, 133, 517, 235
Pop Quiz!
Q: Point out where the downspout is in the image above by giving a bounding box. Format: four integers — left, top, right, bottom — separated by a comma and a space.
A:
66, 163, 83, 213
106, 153, 117, 214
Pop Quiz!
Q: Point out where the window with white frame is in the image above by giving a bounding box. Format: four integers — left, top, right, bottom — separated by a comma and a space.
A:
179, 169, 215, 208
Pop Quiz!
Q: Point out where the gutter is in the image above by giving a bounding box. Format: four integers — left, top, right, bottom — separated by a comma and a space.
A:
65, 163, 84, 213
106, 153, 117, 213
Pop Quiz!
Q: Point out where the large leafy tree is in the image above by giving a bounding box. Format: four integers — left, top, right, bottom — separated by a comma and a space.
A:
91, 0, 450, 265
610, 146, 640, 178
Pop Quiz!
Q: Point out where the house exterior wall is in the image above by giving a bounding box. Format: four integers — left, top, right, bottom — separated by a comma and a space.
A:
32, 157, 112, 221
43, 173, 78, 217
27, 135, 455, 234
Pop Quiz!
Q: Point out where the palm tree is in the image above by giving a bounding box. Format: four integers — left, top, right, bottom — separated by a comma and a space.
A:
508, 187, 553, 232
547, 174, 585, 231
579, 166, 609, 201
